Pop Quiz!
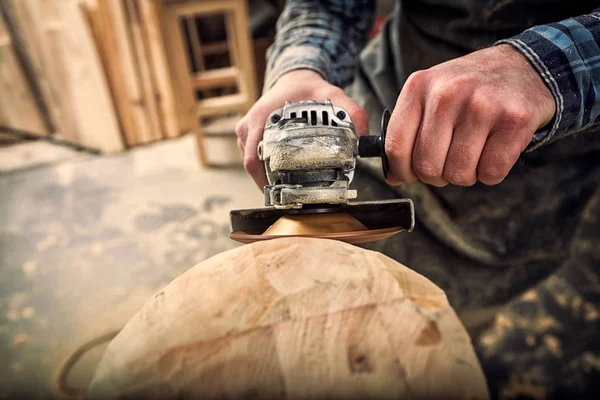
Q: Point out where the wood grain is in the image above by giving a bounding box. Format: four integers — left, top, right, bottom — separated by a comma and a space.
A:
88, 238, 489, 400
0, 8, 49, 136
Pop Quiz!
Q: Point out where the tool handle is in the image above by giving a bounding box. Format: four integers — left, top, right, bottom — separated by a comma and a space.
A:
358, 109, 391, 179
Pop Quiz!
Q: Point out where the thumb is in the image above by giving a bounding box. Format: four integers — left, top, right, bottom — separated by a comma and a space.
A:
331, 95, 370, 136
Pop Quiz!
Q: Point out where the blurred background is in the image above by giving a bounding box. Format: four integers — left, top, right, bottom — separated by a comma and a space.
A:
0, 0, 393, 398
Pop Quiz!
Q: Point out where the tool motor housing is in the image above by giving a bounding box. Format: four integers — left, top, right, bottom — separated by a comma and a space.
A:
259, 100, 358, 209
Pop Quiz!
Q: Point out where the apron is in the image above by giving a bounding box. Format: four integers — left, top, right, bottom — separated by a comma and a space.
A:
348, 1, 600, 397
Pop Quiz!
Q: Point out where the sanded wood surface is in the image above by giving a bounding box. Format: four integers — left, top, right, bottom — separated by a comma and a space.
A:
88, 238, 489, 399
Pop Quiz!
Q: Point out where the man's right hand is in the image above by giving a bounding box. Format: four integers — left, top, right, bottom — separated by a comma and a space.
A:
235, 70, 369, 189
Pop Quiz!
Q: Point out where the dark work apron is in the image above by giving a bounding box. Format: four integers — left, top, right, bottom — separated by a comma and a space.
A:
348, 1, 600, 397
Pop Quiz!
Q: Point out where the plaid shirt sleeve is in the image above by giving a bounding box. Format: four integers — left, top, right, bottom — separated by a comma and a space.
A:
264, 0, 375, 91
497, 8, 600, 150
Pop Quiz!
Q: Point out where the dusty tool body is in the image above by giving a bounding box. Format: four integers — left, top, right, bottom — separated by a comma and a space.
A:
230, 100, 415, 244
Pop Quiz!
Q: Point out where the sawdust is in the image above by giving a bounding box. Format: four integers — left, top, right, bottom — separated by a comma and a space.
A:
13, 334, 28, 346
525, 334, 536, 347
543, 334, 562, 357
22, 261, 37, 278
21, 307, 35, 319
6, 309, 19, 321
36, 235, 58, 252
267, 131, 355, 171
11, 362, 24, 373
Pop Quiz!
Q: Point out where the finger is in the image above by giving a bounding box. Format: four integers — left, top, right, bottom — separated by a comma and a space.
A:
411, 97, 456, 187
237, 137, 245, 154
331, 95, 369, 136
442, 118, 491, 186
477, 128, 530, 185
243, 126, 268, 189
235, 119, 248, 152
385, 72, 427, 185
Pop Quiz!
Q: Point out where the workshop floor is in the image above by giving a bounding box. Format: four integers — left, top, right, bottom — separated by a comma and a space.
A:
0, 136, 262, 399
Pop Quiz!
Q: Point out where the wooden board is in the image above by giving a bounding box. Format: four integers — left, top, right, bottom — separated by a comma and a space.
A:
125, 0, 162, 143
55, 0, 124, 152
5, 0, 124, 153
138, 0, 180, 139
82, 0, 138, 148
87, 238, 490, 399
4, 0, 76, 141
0, 9, 49, 136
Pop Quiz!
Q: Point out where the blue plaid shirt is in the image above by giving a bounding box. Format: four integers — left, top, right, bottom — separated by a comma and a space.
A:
266, 1, 600, 149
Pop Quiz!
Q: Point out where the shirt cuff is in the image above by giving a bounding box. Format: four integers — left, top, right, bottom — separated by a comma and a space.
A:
495, 37, 563, 151
264, 45, 332, 92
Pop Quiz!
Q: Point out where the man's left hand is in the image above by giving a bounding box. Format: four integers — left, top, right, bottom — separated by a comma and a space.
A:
385, 44, 556, 187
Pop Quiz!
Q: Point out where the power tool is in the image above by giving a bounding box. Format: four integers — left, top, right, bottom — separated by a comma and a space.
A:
229, 100, 414, 244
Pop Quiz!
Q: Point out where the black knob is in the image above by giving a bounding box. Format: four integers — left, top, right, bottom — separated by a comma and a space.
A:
358, 109, 391, 179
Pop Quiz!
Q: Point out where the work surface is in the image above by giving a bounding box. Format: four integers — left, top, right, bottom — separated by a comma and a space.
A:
0, 136, 261, 398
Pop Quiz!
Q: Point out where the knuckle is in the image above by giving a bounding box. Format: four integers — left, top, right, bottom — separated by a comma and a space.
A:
467, 93, 492, 121
443, 168, 476, 186
243, 155, 258, 174
317, 85, 345, 100
413, 161, 442, 180
384, 136, 408, 160
478, 162, 509, 184
235, 119, 247, 140
430, 85, 455, 114
404, 70, 428, 92
503, 105, 531, 128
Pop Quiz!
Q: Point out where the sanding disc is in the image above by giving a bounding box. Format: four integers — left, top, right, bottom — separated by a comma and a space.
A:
230, 212, 403, 245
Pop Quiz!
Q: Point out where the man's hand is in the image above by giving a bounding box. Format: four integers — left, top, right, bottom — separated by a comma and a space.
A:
236, 70, 369, 189
386, 44, 556, 187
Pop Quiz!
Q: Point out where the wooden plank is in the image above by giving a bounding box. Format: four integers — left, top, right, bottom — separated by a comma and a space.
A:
82, 0, 138, 148
229, 0, 257, 112
161, 2, 206, 164
185, 15, 205, 72
125, 0, 162, 143
138, 0, 180, 139
0, 9, 49, 136
200, 41, 229, 56
55, 0, 124, 152
6, 0, 81, 144
193, 66, 239, 90
196, 93, 248, 116
105, 0, 153, 146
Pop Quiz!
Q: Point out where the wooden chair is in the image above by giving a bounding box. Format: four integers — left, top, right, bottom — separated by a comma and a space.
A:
161, 0, 257, 166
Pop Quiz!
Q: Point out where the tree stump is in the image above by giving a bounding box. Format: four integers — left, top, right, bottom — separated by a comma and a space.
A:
87, 237, 489, 399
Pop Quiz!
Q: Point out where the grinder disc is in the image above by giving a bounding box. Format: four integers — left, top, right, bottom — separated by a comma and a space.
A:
229, 199, 414, 245
230, 212, 403, 245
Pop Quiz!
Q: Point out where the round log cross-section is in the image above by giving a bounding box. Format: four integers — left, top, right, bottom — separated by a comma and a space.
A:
87, 238, 489, 399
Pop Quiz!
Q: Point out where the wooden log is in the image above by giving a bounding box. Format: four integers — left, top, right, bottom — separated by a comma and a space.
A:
87, 238, 489, 400
0, 8, 49, 136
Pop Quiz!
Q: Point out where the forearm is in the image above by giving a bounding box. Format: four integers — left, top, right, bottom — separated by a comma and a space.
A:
497, 8, 600, 150
265, 0, 375, 90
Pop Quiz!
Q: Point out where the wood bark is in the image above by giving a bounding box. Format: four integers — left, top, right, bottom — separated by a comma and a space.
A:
88, 238, 489, 400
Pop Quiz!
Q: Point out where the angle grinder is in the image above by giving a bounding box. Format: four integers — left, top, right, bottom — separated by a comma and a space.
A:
229, 100, 414, 244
